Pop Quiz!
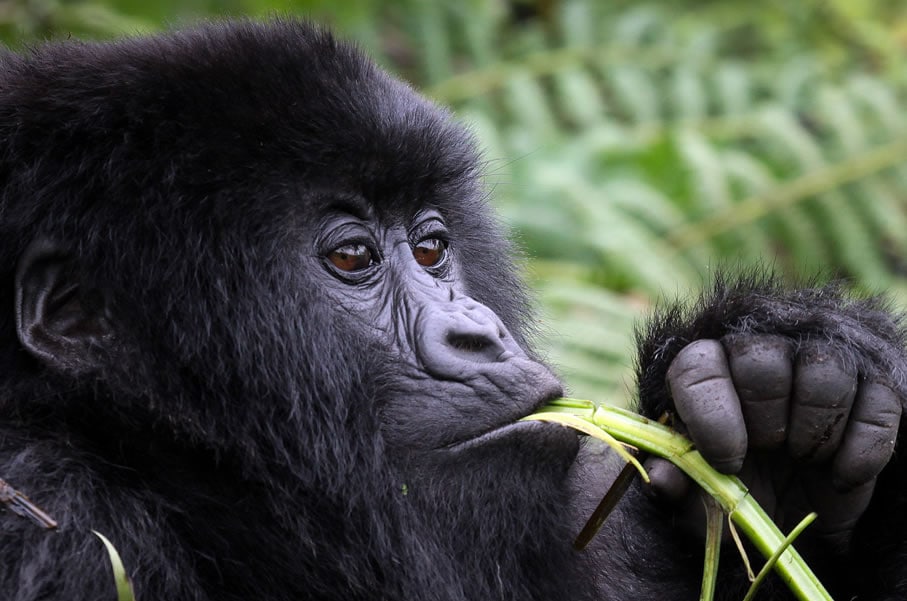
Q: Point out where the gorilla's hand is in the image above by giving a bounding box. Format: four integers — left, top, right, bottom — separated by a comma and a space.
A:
636, 277, 907, 550
653, 335, 901, 547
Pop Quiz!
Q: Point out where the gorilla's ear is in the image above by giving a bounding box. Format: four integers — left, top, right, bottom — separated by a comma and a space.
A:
15, 238, 113, 373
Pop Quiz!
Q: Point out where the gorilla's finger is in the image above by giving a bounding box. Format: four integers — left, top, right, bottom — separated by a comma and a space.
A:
804, 470, 875, 552
832, 380, 902, 490
666, 340, 747, 473
721, 334, 793, 450
644, 457, 690, 502
788, 343, 858, 463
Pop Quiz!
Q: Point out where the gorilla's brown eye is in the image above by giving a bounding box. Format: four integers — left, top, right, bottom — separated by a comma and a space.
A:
413, 238, 447, 267
328, 244, 373, 272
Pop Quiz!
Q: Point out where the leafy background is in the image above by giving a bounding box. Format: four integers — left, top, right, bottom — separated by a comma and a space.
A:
4, 0, 907, 407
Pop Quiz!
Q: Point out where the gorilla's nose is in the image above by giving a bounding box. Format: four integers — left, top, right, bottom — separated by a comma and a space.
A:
417, 301, 523, 378
444, 312, 509, 363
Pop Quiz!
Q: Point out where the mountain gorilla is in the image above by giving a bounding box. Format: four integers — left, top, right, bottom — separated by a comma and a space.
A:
0, 19, 906, 601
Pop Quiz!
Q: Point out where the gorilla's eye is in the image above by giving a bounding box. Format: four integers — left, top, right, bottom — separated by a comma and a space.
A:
413, 238, 447, 267
328, 243, 373, 272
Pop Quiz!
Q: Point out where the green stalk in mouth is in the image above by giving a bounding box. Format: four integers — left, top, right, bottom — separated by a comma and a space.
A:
525, 398, 832, 601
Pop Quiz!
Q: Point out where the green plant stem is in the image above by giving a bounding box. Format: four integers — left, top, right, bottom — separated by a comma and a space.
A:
667, 135, 907, 251
528, 399, 832, 601
743, 513, 818, 601
426, 46, 679, 103
701, 494, 723, 601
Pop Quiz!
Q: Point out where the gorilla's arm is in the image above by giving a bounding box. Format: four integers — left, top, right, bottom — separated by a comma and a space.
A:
589, 273, 907, 599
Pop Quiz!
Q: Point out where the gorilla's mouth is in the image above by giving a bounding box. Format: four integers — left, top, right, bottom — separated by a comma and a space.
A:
444, 387, 576, 454
445, 420, 579, 455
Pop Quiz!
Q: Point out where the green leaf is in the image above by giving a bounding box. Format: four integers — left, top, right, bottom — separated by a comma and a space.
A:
94, 531, 136, 601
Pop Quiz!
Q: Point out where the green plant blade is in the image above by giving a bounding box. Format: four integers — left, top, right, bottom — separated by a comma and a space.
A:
93, 531, 136, 601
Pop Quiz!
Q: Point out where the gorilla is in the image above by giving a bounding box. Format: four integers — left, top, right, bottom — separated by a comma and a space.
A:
0, 19, 905, 601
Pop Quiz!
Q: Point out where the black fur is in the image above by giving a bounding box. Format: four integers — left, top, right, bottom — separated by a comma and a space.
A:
637, 271, 907, 419
0, 19, 906, 601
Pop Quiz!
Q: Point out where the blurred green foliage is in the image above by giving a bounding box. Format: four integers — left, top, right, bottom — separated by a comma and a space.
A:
4, 0, 907, 405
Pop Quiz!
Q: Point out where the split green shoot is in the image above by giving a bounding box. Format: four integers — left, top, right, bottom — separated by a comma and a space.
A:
525, 398, 832, 601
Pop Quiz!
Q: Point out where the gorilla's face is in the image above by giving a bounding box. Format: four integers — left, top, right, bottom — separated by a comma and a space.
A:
305, 196, 573, 464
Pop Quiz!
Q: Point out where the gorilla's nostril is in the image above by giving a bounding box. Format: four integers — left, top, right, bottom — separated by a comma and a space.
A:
447, 333, 494, 354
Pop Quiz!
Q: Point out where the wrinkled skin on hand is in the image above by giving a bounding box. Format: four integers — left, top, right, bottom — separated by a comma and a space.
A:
637, 275, 907, 554
651, 334, 901, 548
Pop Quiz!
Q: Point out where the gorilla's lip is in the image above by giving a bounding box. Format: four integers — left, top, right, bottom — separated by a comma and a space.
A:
443, 387, 574, 453
445, 419, 578, 454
